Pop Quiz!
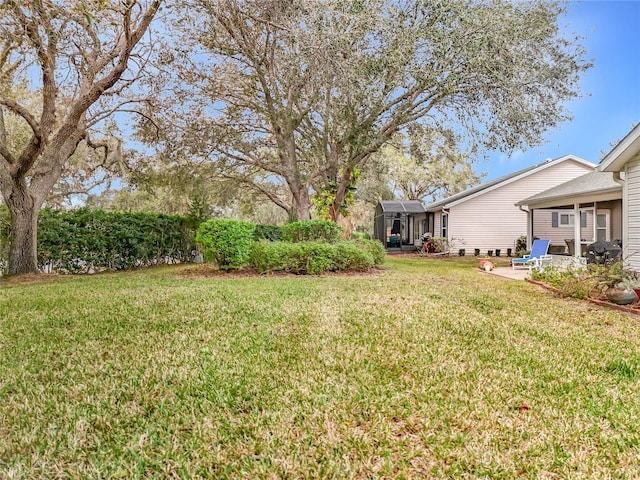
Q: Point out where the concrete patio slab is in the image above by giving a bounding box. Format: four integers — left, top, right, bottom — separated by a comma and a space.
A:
483, 267, 530, 281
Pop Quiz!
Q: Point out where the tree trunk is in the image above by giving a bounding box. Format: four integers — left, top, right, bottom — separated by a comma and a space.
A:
5, 185, 39, 275
291, 187, 312, 221
336, 213, 353, 239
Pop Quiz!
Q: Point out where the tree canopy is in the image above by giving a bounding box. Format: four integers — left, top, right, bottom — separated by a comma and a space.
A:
143, 0, 589, 222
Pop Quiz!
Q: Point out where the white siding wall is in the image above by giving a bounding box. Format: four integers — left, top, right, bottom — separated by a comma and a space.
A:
626, 156, 640, 271
433, 213, 442, 238
447, 160, 594, 254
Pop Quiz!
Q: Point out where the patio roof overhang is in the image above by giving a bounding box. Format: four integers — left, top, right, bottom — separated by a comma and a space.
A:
516, 187, 622, 210
515, 171, 622, 210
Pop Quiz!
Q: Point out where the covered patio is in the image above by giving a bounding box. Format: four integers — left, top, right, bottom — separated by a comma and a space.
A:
516, 171, 623, 264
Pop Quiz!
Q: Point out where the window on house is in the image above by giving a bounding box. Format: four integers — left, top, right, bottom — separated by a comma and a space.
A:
441, 213, 448, 238
552, 211, 586, 228
560, 213, 574, 226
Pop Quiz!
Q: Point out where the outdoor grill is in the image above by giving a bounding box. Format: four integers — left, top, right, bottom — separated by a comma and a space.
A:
585, 240, 622, 265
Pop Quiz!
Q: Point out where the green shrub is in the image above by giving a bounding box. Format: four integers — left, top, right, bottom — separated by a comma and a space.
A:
254, 224, 282, 242
350, 231, 370, 240
531, 265, 598, 299
334, 242, 375, 271
280, 220, 342, 243
302, 242, 337, 274
250, 240, 375, 274
250, 241, 297, 273
515, 234, 528, 257
351, 239, 385, 265
33, 208, 195, 273
196, 219, 256, 270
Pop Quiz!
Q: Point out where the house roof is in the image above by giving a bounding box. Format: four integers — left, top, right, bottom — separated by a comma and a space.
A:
378, 200, 425, 213
599, 123, 640, 172
424, 154, 595, 212
515, 170, 622, 208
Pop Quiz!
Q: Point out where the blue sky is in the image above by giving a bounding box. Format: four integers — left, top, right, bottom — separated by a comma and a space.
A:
482, 0, 640, 181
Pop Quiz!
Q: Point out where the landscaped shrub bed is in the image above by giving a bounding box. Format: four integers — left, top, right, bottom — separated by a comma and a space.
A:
531, 261, 640, 302
250, 240, 381, 274
37, 208, 196, 272
2, 211, 382, 275
280, 220, 342, 243
198, 219, 384, 275
254, 224, 282, 242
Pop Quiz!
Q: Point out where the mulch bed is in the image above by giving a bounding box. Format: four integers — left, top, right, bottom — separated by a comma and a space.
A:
527, 279, 640, 316
0, 273, 61, 287
177, 264, 385, 279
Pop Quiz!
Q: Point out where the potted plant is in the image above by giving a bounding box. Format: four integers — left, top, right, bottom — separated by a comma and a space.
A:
606, 278, 639, 305
594, 262, 639, 305
495, 249, 501, 257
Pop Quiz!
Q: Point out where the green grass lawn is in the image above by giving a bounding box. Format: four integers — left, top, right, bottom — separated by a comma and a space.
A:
1, 257, 639, 479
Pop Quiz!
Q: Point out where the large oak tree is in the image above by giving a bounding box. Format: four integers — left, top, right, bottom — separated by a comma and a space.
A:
0, 0, 162, 275
155, 0, 589, 222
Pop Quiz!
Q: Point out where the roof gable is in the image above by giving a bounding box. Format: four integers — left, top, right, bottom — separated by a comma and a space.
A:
599, 123, 640, 172
424, 154, 595, 212
516, 170, 621, 208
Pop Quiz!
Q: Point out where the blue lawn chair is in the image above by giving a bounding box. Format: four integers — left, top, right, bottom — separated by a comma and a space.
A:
512, 239, 552, 270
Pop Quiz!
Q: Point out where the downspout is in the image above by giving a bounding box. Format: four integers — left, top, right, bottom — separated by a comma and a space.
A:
613, 171, 624, 185
441, 207, 449, 239
518, 205, 532, 250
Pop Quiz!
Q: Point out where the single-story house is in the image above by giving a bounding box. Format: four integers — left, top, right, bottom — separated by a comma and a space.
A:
515, 170, 623, 256
598, 123, 640, 272
373, 200, 428, 250
423, 155, 596, 254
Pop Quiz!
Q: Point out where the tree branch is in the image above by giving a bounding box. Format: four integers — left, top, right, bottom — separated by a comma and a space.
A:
0, 97, 42, 138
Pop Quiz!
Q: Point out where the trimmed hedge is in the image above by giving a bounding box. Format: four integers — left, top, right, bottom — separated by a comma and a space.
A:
250, 240, 377, 274
350, 231, 371, 240
254, 224, 282, 242
196, 219, 256, 270
36, 208, 196, 272
351, 239, 385, 265
280, 220, 342, 243
0, 209, 384, 276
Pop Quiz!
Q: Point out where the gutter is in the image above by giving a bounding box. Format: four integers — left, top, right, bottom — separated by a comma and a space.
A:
613, 171, 624, 185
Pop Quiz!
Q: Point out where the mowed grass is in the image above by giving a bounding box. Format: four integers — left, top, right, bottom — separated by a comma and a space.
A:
1, 257, 639, 479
